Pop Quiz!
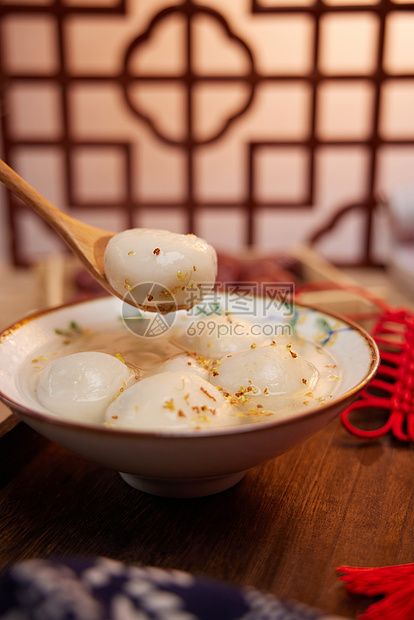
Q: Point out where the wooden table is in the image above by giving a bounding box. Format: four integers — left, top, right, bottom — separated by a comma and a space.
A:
1, 259, 414, 618
1, 411, 414, 618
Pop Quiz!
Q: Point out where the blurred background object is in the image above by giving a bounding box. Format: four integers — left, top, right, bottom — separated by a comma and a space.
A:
1, 0, 414, 269
387, 187, 414, 296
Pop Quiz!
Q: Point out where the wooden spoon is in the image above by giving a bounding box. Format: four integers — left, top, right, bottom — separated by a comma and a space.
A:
0, 158, 125, 303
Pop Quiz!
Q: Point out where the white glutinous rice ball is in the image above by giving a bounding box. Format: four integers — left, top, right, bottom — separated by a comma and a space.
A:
155, 354, 210, 380
172, 314, 265, 357
210, 342, 318, 397
103, 229, 217, 310
105, 371, 235, 430
36, 352, 135, 423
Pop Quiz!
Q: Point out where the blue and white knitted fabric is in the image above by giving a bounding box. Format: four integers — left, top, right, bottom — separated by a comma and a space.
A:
0, 557, 344, 620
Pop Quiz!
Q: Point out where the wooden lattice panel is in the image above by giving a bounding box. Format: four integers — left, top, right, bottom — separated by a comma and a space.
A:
1, 0, 414, 265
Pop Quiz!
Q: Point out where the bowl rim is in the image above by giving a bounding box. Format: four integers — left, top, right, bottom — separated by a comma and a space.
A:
0, 295, 380, 439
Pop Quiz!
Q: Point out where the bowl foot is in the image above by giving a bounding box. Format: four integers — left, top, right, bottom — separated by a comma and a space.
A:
119, 470, 246, 498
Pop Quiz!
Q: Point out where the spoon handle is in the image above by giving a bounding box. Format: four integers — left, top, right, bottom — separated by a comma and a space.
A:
0, 159, 90, 253
0, 157, 116, 292
0, 158, 76, 233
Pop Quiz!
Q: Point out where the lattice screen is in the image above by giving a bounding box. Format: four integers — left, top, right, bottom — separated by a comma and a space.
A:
1, 0, 414, 266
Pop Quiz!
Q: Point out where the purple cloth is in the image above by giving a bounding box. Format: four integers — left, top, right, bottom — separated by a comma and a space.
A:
0, 557, 330, 619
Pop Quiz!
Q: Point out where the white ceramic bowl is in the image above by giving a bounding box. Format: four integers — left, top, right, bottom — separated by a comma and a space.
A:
0, 296, 379, 498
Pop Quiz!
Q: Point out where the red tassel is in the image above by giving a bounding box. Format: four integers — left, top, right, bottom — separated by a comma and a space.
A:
337, 564, 414, 619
